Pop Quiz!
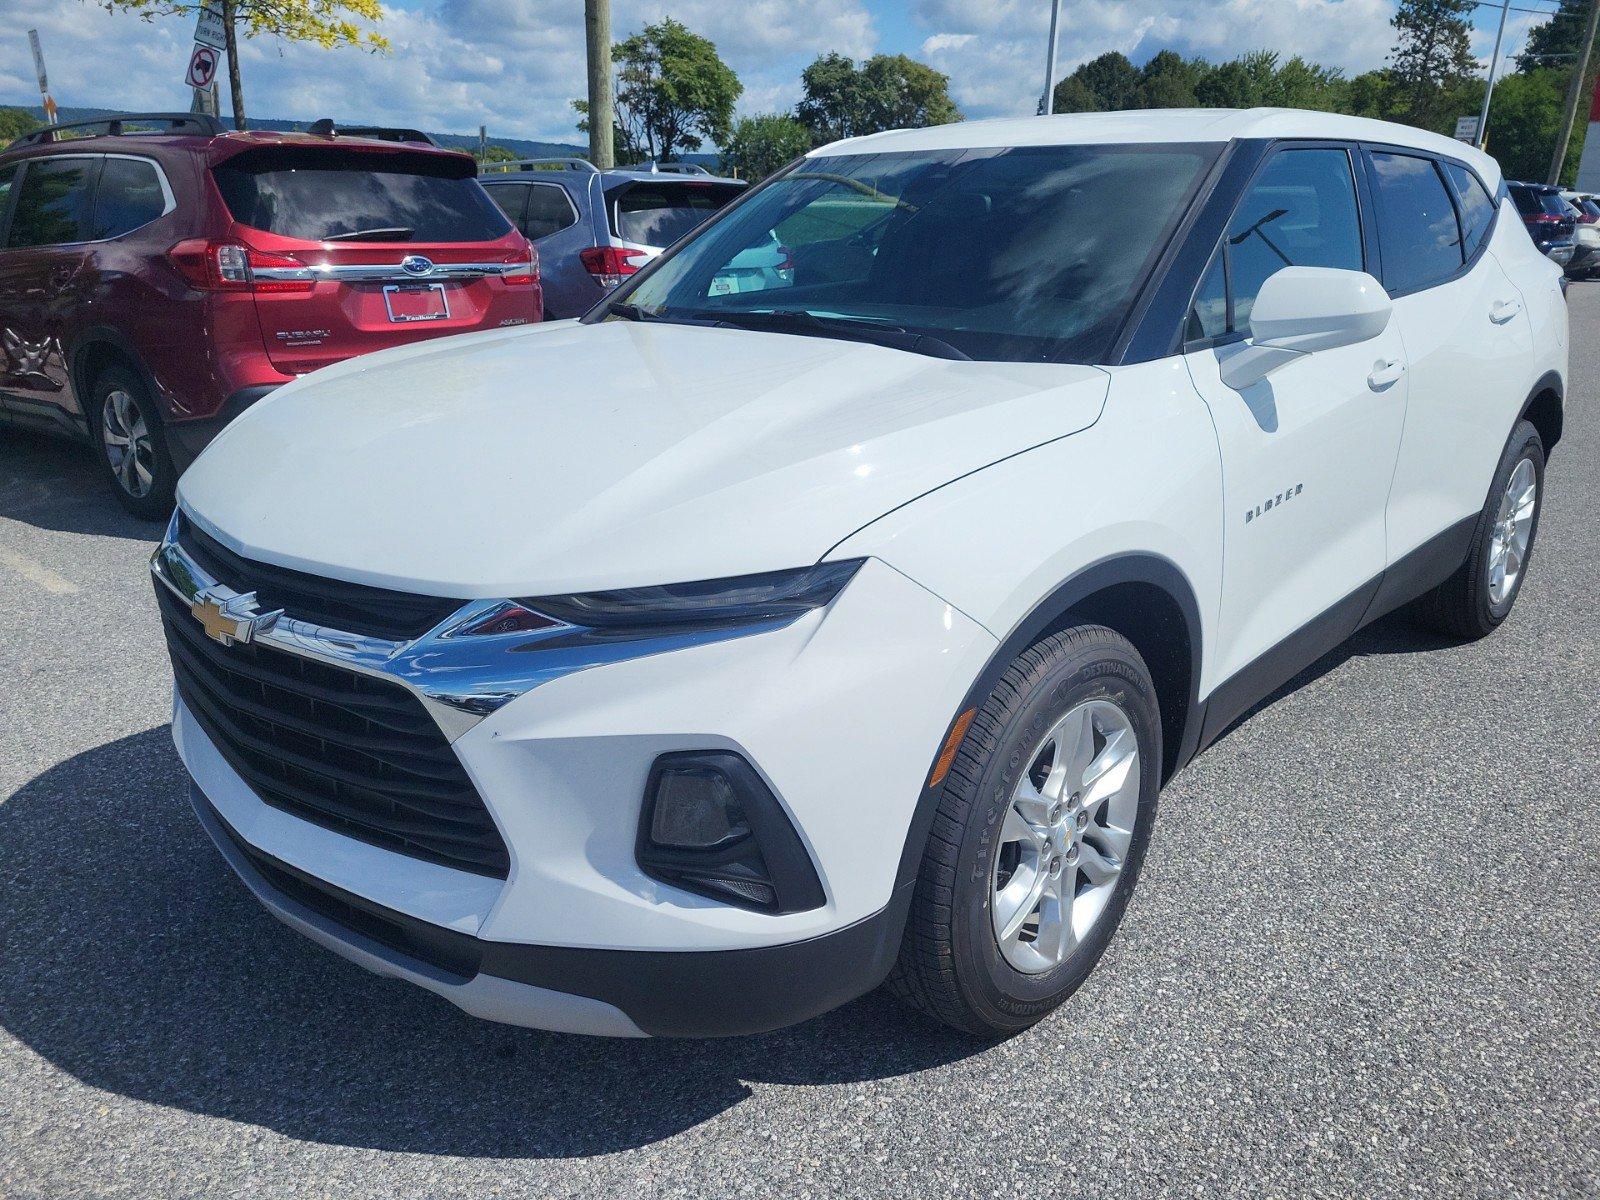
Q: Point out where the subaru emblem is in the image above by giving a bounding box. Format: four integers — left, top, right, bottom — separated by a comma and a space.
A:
400, 255, 434, 277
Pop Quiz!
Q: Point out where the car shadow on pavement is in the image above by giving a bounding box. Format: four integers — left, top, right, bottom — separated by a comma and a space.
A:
1209, 607, 1463, 749
0, 427, 165, 540
0, 728, 985, 1158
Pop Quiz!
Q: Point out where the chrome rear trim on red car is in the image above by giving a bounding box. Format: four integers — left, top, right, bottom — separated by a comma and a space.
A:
249, 260, 524, 284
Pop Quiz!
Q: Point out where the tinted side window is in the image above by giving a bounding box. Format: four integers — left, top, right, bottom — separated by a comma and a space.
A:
524, 184, 578, 240
1216, 147, 1363, 337
8, 157, 98, 248
89, 157, 166, 239
0, 163, 17, 236
1443, 163, 1496, 260
1371, 152, 1463, 294
482, 183, 527, 223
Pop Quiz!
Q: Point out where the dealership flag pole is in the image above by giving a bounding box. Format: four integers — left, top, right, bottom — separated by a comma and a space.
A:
1042, 0, 1063, 114
27, 30, 58, 125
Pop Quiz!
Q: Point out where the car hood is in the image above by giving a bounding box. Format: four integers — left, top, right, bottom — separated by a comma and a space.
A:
179, 319, 1109, 598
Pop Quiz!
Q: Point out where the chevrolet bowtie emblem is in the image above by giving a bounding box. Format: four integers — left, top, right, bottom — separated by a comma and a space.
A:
190, 587, 282, 647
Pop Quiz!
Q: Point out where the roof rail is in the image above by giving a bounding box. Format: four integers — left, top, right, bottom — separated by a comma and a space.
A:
7, 112, 225, 151
481, 156, 600, 175
305, 118, 439, 146
630, 160, 713, 176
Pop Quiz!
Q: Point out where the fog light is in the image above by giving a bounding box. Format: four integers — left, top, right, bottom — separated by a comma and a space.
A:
637, 751, 825, 914
650, 766, 750, 849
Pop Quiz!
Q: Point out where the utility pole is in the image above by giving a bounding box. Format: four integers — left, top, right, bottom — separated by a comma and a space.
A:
584, 0, 614, 169
1042, 0, 1063, 115
1477, 0, 1511, 149
220, 0, 246, 130
1549, 0, 1600, 184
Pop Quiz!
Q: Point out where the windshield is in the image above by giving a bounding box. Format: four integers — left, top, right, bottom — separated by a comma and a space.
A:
611, 144, 1217, 363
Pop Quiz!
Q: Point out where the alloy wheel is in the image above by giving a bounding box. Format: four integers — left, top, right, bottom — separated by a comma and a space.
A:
991, 698, 1140, 974
1487, 457, 1537, 607
102, 389, 155, 499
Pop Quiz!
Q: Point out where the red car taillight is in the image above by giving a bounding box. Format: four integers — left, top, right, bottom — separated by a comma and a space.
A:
502, 242, 538, 287
579, 245, 649, 288
166, 240, 314, 294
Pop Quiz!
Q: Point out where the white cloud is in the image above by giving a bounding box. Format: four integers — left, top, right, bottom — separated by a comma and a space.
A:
917, 0, 1403, 119
0, 0, 877, 145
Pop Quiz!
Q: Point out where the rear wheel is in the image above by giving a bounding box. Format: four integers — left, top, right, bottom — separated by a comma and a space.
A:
887, 625, 1161, 1038
1413, 419, 1544, 640
92, 365, 176, 521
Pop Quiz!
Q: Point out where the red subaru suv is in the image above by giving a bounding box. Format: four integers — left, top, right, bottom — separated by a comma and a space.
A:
0, 113, 540, 518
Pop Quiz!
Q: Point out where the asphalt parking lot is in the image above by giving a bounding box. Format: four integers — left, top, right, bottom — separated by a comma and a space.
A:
2, 294, 1598, 1200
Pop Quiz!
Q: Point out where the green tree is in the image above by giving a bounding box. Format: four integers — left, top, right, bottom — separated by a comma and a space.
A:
94, 0, 388, 131
603, 17, 741, 162
1516, 0, 1597, 73
1047, 76, 1103, 114
1484, 68, 1573, 181
796, 52, 959, 143
0, 107, 43, 146
1387, 0, 1478, 132
721, 113, 811, 180
1075, 51, 1143, 110
1194, 60, 1254, 108
1346, 69, 1399, 119
1138, 50, 1202, 108
479, 144, 519, 164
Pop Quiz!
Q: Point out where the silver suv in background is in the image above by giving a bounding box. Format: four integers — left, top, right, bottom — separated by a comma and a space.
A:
481, 159, 746, 318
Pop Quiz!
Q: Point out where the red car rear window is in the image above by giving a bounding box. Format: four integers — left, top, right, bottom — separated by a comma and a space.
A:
213, 147, 512, 243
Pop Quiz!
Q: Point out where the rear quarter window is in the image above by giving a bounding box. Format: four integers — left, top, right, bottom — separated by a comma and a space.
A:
90, 158, 167, 239
213, 148, 512, 243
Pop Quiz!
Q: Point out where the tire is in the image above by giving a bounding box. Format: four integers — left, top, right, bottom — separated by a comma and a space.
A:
91, 364, 177, 521
886, 625, 1162, 1038
1412, 419, 1545, 640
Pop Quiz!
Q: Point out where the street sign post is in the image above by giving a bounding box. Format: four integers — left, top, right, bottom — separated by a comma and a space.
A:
186, 43, 221, 90
27, 29, 58, 125
1453, 116, 1479, 144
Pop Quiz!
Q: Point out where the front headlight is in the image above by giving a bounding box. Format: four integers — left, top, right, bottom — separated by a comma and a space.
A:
523, 559, 865, 631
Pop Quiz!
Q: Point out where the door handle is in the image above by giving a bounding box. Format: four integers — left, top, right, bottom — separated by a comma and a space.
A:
1367, 358, 1405, 390
1490, 298, 1522, 324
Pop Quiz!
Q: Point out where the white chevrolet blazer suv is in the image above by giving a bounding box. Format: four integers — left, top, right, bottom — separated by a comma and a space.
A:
153, 109, 1566, 1039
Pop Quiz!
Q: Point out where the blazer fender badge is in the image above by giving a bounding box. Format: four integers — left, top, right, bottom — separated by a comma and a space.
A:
1245, 483, 1304, 524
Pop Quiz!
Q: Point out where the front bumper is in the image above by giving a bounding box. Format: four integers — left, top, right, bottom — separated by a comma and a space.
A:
161, 523, 996, 1034
191, 782, 913, 1036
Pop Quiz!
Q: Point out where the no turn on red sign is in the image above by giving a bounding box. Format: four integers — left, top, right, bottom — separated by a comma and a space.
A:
186, 42, 219, 89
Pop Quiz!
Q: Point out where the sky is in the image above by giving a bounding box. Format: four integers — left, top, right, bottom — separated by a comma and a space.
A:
0, 0, 1568, 147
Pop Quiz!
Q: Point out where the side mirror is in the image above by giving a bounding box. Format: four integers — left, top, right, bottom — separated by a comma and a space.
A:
1219, 266, 1393, 391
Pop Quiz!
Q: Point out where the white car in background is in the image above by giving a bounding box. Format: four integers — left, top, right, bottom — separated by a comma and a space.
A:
154, 108, 1566, 1039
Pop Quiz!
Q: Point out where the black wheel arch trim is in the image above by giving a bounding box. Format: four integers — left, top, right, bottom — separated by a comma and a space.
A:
893, 552, 1206, 896
66, 326, 167, 429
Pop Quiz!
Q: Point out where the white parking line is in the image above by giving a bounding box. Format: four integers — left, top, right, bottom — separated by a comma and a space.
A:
0, 542, 79, 594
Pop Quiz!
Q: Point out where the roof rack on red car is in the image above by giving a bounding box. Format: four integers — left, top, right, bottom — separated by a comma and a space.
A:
7, 112, 225, 151
304, 118, 438, 146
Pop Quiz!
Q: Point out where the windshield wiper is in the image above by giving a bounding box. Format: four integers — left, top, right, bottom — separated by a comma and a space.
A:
324, 226, 415, 242
694, 309, 971, 361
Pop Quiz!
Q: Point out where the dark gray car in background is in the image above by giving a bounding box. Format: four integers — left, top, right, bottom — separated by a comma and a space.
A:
481, 159, 746, 318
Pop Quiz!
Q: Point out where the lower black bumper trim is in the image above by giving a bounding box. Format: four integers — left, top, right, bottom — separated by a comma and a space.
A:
194, 783, 910, 1037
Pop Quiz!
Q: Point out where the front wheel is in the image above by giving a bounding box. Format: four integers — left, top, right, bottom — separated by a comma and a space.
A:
886, 625, 1161, 1038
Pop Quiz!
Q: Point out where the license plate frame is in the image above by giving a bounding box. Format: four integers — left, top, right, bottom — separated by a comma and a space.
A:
382, 282, 450, 323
